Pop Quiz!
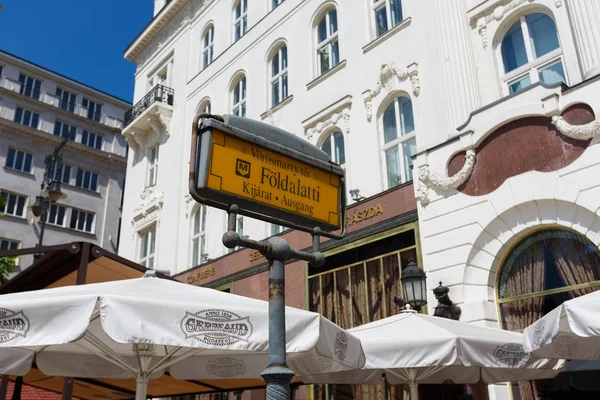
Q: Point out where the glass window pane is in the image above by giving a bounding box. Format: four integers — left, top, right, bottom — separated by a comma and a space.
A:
403, 138, 416, 182
23, 110, 31, 126
319, 47, 330, 74
14, 108, 22, 123
16, 196, 25, 217
526, 13, 560, 59
539, 60, 566, 85
70, 211, 78, 229
390, 0, 403, 27
15, 151, 24, 171
281, 47, 288, 70
272, 80, 280, 106
318, 17, 327, 43
331, 40, 339, 68
383, 102, 398, 144
334, 131, 345, 165
201, 206, 207, 231
241, 77, 246, 99
375, 5, 388, 37
508, 75, 532, 94
193, 209, 201, 235
31, 113, 39, 128
241, 103, 246, 117
235, 2, 241, 18
91, 173, 98, 191
321, 136, 332, 158
502, 21, 528, 73
272, 52, 279, 76
399, 97, 414, 135
24, 154, 32, 173
85, 213, 93, 232
6, 148, 15, 168
234, 82, 240, 105
282, 74, 288, 99
385, 146, 401, 188
329, 9, 338, 34
192, 238, 199, 266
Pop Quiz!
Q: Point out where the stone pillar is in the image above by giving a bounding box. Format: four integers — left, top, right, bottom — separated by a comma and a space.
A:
565, 0, 600, 79
433, 0, 481, 132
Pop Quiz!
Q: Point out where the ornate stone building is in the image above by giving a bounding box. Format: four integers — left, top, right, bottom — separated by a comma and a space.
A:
120, 0, 600, 398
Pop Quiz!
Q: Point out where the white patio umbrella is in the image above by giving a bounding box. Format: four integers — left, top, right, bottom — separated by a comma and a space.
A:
0, 272, 365, 400
523, 289, 600, 360
302, 311, 564, 398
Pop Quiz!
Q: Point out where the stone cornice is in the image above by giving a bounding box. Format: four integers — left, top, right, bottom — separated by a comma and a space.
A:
0, 118, 127, 167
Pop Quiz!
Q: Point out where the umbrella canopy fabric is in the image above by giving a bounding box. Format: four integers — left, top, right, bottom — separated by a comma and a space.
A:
523, 290, 600, 360
303, 312, 564, 397
0, 274, 365, 399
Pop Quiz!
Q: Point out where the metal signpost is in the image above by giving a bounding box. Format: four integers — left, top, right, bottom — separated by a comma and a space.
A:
189, 114, 346, 399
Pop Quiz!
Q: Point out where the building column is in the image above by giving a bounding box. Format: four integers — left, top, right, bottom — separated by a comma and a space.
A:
433, 0, 481, 132
565, 0, 600, 79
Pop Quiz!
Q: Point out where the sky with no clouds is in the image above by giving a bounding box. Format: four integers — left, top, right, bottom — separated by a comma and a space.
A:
0, 0, 154, 102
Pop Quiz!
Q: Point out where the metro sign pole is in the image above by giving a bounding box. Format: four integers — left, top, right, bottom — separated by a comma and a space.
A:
189, 114, 346, 399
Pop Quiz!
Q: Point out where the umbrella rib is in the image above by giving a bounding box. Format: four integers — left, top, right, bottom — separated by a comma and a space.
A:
148, 347, 207, 374
79, 333, 139, 376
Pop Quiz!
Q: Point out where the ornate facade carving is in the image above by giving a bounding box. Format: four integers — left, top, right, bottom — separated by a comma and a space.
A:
475, 0, 562, 48
417, 149, 476, 204
134, 186, 164, 216
552, 116, 600, 140
123, 106, 171, 156
184, 194, 195, 218
305, 105, 352, 142
363, 63, 419, 122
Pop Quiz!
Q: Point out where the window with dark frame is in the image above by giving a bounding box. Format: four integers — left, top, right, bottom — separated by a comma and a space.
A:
14, 107, 40, 129
0, 192, 27, 218
70, 209, 95, 233
5, 148, 33, 174
18, 73, 42, 100
75, 168, 99, 192
82, 98, 102, 122
54, 120, 77, 140
56, 88, 77, 113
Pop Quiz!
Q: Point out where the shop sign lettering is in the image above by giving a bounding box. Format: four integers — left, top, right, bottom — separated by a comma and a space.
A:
186, 267, 215, 284
346, 204, 384, 226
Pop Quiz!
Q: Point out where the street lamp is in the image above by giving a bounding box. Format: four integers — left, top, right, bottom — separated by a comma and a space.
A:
401, 261, 428, 311
30, 137, 68, 261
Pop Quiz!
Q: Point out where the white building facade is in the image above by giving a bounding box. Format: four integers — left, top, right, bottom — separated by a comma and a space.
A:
121, 0, 600, 398
0, 50, 129, 269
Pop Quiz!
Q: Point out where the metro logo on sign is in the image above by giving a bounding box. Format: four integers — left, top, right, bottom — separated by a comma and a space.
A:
236, 159, 251, 178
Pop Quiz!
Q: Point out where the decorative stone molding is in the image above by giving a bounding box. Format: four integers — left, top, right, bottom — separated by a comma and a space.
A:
363, 63, 419, 122
475, 0, 562, 48
122, 107, 171, 156
552, 116, 600, 140
134, 186, 164, 216
417, 149, 476, 204
305, 106, 352, 141
184, 194, 195, 218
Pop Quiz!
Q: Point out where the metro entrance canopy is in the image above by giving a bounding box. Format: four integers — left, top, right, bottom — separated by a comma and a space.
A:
189, 114, 346, 233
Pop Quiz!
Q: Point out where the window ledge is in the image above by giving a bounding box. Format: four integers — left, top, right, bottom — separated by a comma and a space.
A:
260, 95, 294, 120
0, 214, 27, 222
363, 17, 412, 54
307, 60, 347, 91
64, 183, 102, 196
3, 167, 36, 179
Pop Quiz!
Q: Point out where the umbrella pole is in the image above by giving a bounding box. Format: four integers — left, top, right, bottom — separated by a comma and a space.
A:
409, 381, 419, 400
135, 376, 148, 400
260, 249, 295, 400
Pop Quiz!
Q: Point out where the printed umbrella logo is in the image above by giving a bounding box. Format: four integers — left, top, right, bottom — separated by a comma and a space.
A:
207, 357, 246, 377
181, 309, 253, 346
494, 343, 531, 367
0, 308, 30, 344
335, 331, 348, 361
532, 319, 546, 348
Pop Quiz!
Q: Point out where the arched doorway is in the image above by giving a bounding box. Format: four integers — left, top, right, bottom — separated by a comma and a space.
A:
497, 228, 600, 399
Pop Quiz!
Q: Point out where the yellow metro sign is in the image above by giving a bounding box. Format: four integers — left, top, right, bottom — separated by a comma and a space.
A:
190, 116, 345, 232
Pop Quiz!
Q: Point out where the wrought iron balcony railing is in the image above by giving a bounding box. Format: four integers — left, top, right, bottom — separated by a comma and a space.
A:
124, 85, 174, 127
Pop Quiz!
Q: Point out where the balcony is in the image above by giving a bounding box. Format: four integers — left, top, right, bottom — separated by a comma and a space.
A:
121, 84, 174, 155
0, 77, 125, 130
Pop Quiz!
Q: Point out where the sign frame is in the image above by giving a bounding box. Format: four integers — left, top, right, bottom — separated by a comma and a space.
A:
189, 114, 347, 235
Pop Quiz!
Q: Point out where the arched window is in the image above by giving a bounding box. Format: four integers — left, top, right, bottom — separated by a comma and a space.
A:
202, 25, 215, 69
320, 130, 345, 167
316, 8, 339, 75
500, 13, 565, 94
497, 229, 600, 398
234, 0, 248, 41
381, 96, 415, 188
190, 205, 207, 267
199, 99, 211, 114
270, 45, 288, 107
372, 0, 403, 38
232, 76, 247, 117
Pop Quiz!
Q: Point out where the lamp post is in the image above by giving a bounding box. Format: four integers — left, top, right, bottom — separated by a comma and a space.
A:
30, 137, 68, 261
394, 261, 428, 312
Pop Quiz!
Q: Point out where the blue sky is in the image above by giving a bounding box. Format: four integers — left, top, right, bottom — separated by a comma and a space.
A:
0, 0, 154, 103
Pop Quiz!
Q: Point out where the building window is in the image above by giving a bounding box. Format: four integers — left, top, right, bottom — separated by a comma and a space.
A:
232, 76, 247, 117
75, 168, 99, 192
82, 98, 102, 122
317, 9, 339, 75
373, 0, 403, 37
70, 209, 95, 233
271, 224, 286, 236
54, 121, 77, 140
190, 205, 207, 267
45, 204, 67, 227
381, 96, 416, 188
234, 0, 248, 41
5, 148, 33, 174
81, 130, 103, 150
0, 239, 20, 251
270, 45, 288, 107
18, 73, 41, 100
202, 25, 215, 69
56, 88, 77, 112
320, 131, 345, 167
150, 67, 169, 88
138, 225, 156, 268
272, 0, 283, 9
14, 107, 40, 129
54, 162, 71, 184
0, 66, 3, 78
147, 145, 159, 187
0, 192, 27, 218
228, 215, 244, 253
501, 13, 565, 94
497, 229, 600, 398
